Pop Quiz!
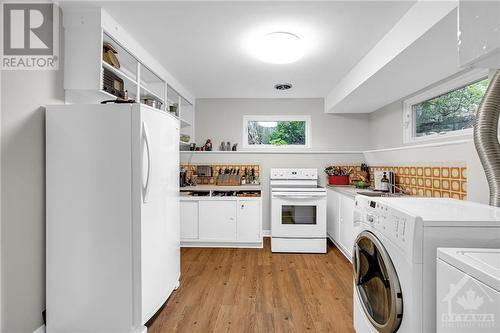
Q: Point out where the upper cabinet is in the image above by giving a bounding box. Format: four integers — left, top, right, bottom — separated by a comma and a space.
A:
62, 6, 194, 115
459, 0, 500, 68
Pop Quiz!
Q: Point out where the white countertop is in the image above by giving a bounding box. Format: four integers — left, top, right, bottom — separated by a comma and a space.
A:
180, 184, 262, 191
326, 185, 377, 198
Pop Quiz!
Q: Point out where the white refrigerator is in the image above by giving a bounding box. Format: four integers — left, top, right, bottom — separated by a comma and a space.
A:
46, 104, 180, 333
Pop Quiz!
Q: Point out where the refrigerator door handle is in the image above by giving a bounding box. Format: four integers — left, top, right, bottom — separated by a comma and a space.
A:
142, 121, 152, 203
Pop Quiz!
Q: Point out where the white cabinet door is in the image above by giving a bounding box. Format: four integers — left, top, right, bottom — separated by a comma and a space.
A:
237, 200, 261, 241
199, 201, 237, 240
327, 189, 341, 242
180, 201, 199, 240
339, 195, 355, 258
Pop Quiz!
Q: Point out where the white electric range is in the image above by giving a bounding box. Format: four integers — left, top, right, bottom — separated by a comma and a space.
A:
270, 168, 327, 253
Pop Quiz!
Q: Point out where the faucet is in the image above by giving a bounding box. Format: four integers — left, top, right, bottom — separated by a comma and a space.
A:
388, 182, 411, 196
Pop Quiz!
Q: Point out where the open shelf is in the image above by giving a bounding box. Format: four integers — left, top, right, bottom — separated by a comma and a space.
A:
102, 61, 137, 85
140, 85, 163, 102
180, 118, 191, 128
102, 33, 137, 80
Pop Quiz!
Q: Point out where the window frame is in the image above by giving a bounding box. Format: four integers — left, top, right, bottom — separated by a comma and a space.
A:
403, 69, 489, 144
242, 115, 312, 149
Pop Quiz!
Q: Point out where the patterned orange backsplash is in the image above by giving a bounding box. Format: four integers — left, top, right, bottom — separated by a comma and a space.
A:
330, 165, 467, 200
181, 164, 260, 185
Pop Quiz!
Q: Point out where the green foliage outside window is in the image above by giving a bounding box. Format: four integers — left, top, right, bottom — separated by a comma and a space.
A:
414, 78, 489, 136
247, 121, 306, 145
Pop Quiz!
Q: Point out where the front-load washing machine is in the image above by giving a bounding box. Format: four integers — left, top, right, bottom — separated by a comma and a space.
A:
352, 197, 500, 333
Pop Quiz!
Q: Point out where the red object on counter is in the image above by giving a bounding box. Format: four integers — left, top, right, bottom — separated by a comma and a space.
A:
328, 175, 350, 185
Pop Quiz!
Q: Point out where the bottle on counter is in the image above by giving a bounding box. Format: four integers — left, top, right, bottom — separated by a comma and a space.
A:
380, 172, 390, 192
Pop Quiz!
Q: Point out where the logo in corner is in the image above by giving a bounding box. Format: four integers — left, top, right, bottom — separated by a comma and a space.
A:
440, 275, 497, 331
1, 2, 59, 70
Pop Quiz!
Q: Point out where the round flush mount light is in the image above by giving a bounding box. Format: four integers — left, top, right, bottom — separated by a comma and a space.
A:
274, 83, 292, 90
253, 32, 304, 64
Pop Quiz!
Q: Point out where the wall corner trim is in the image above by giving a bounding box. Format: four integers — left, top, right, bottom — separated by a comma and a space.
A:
364, 139, 473, 154
33, 325, 45, 333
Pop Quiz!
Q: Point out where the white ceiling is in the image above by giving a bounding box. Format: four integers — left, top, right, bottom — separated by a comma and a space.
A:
93, 1, 414, 98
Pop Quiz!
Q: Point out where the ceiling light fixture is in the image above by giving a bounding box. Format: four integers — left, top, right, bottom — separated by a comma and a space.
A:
253, 32, 304, 64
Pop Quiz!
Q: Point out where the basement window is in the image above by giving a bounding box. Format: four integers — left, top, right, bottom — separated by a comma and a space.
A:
243, 115, 311, 149
403, 70, 489, 143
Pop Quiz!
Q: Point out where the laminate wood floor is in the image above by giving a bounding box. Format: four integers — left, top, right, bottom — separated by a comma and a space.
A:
147, 239, 354, 333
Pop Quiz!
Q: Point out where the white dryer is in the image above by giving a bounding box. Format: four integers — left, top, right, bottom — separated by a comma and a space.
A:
437, 248, 500, 333
352, 197, 500, 333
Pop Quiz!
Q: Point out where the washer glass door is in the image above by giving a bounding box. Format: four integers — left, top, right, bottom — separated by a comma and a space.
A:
353, 231, 403, 333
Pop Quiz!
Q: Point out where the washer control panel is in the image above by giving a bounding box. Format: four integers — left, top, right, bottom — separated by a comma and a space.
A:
354, 196, 415, 253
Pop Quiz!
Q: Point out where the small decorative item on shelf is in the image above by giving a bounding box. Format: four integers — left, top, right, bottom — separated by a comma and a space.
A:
232, 143, 238, 151
189, 143, 196, 151
169, 104, 178, 116
226, 141, 231, 151
141, 97, 163, 110
220, 141, 226, 151
203, 139, 213, 151
100, 90, 135, 105
102, 67, 125, 98
180, 134, 190, 143
102, 42, 120, 69
325, 166, 352, 185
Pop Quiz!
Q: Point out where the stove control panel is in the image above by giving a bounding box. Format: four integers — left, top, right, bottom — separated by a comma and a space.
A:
270, 168, 318, 180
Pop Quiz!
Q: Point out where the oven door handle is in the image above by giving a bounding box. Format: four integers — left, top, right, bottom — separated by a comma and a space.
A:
273, 194, 326, 199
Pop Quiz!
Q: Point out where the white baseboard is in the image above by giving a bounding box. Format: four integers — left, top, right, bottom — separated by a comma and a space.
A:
37, 324, 147, 333
262, 229, 271, 237
33, 324, 45, 333
181, 241, 263, 248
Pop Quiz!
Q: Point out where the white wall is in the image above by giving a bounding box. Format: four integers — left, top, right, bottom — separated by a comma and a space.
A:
181, 98, 369, 230
1, 70, 64, 333
1, 50, 64, 333
194, 98, 370, 151
0, 61, 3, 333
366, 100, 491, 205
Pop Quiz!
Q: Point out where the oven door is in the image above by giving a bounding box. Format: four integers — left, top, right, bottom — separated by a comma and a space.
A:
353, 231, 403, 333
271, 191, 326, 238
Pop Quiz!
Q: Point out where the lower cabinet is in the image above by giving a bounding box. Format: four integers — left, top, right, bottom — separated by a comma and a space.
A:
327, 189, 340, 241
180, 198, 262, 247
199, 200, 237, 240
237, 200, 261, 242
339, 194, 355, 259
180, 201, 199, 240
326, 188, 355, 260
